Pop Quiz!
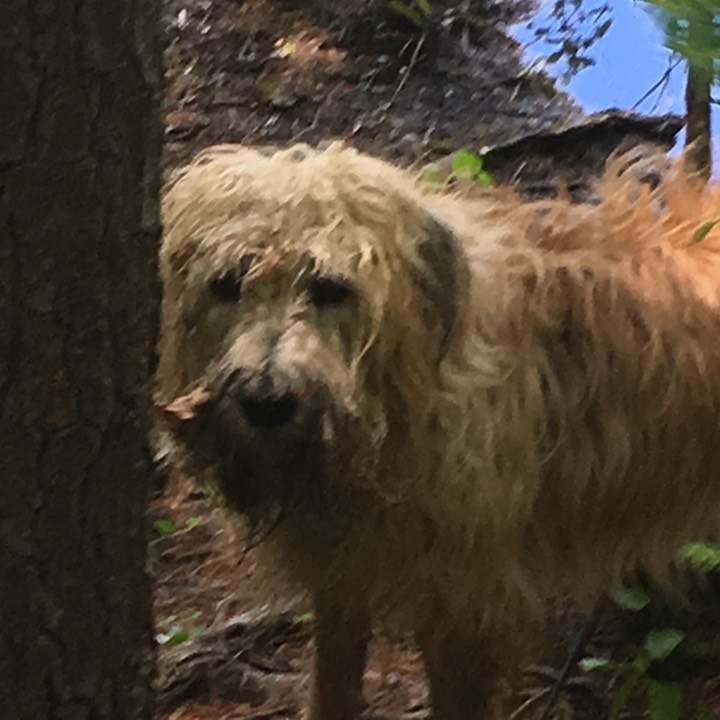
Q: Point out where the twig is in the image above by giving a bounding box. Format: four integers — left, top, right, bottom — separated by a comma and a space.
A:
292, 83, 342, 142
537, 603, 602, 720
387, 33, 426, 110
509, 686, 551, 719
631, 56, 682, 112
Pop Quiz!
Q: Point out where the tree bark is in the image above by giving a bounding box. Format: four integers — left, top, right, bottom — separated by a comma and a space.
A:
683, 10, 713, 183
684, 66, 712, 183
0, 1, 162, 718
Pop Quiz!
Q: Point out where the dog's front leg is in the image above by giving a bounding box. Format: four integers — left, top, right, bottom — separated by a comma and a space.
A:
420, 628, 502, 720
306, 593, 370, 720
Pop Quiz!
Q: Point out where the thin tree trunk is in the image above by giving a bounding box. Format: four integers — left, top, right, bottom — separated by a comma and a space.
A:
685, 66, 712, 182
683, 10, 713, 182
0, 1, 162, 718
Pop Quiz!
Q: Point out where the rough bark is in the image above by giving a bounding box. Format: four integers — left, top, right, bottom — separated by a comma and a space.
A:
0, 1, 162, 718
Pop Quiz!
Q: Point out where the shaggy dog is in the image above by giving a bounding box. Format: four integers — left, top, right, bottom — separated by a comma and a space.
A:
157, 142, 720, 720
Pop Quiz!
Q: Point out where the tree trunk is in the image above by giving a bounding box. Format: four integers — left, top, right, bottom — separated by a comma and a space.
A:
684, 66, 712, 182
683, 10, 713, 182
0, 1, 162, 718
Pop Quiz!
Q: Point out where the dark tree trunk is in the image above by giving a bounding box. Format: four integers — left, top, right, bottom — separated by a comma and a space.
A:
0, 1, 162, 718
683, 12, 713, 183
684, 66, 712, 183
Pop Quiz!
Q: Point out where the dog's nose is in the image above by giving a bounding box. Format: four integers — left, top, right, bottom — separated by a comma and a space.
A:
239, 392, 299, 430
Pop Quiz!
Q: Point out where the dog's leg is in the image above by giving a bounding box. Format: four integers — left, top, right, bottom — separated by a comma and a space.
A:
306, 594, 370, 720
420, 629, 501, 720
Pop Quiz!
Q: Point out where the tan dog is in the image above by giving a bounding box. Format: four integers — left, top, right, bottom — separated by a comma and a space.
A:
157, 142, 720, 720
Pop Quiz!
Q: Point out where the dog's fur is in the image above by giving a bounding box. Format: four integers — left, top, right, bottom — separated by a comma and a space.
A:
157, 142, 720, 720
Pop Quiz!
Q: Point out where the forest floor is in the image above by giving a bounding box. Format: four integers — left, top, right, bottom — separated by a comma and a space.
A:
153, 0, 720, 718
150, 474, 720, 720
160, 0, 581, 173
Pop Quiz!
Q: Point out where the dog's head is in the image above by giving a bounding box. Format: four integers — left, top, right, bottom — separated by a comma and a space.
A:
156, 143, 469, 513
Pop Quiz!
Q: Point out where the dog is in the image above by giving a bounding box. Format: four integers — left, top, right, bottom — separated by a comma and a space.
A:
157, 142, 720, 719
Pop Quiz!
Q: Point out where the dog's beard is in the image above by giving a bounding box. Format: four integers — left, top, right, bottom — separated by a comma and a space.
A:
165, 390, 375, 522
218, 423, 327, 513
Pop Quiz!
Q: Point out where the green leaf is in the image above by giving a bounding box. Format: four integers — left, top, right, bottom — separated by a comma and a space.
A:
612, 585, 651, 611
154, 518, 178, 535
476, 170, 494, 187
166, 628, 190, 645
186, 515, 204, 530
451, 150, 485, 181
692, 218, 720, 244
156, 623, 190, 645
679, 541, 720, 571
647, 681, 682, 720
644, 628, 686, 661
294, 612, 315, 624
579, 656, 613, 671
388, 0, 429, 29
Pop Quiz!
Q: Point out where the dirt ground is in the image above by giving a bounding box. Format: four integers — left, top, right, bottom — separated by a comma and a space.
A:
150, 474, 720, 720
160, 0, 582, 172
152, 1, 720, 718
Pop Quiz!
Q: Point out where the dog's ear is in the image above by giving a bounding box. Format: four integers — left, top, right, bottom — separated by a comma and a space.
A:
416, 212, 466, 359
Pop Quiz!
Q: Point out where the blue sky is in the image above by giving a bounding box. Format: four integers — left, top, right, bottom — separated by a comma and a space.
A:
512, 0, 718, 169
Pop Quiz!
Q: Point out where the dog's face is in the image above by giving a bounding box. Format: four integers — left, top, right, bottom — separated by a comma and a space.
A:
157, 143, 466, 513
161, 239, 373, 513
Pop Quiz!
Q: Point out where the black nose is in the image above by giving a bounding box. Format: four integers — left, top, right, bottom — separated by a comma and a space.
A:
239, 392, 299, 430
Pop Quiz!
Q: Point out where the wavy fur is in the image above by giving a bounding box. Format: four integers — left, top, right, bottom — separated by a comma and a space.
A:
158, 142, 720, 720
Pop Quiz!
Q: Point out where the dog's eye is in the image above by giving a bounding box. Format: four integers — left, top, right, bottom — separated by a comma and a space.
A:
209, 271, 242, 303
308, 277, 353, 308
209, 256, 254, 303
